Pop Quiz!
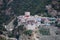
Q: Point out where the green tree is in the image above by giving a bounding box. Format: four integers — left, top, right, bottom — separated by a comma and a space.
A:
0, 25, 6, 31
11, 0, 52, 15
18, 25, 24, 31
24, 30, 33, 36
55, 21, 60, 28
56, 23, 60, 28
39, 28, 50, 35
13, 18, 18, 27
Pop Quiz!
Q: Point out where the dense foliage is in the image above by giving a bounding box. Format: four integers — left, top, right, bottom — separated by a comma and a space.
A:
13, 18, 18, 27
24, 30, 33, 36
39, 28, 50, 35
55, 23, 60, 28
18, 25, 24, 31
0, 25, 6, 31
11, 0, 52, 15
55, 21, 60, 28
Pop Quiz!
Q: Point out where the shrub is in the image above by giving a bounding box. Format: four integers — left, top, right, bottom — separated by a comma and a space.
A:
24, 30, 33, 36
39, 28, 50, 35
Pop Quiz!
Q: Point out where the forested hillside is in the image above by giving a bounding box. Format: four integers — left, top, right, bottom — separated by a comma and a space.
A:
11, 0, 51, 15
0, 0, 52, 25
0, 0, 60, 28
